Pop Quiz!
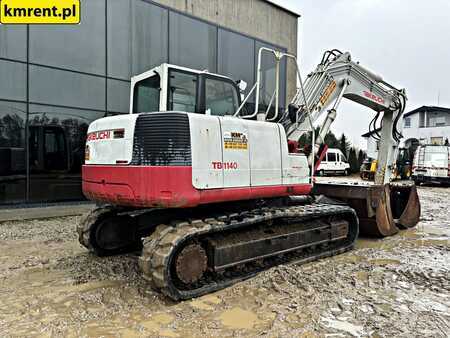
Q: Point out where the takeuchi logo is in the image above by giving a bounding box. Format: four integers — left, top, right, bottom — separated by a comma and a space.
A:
363, 91, 385, 104
87, 130, 111, 141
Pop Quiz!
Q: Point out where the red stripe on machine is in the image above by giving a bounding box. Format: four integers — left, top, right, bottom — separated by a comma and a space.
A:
82, 165, 312, 208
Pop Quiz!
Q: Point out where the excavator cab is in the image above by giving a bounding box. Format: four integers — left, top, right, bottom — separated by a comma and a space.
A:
131, 64, 242, 117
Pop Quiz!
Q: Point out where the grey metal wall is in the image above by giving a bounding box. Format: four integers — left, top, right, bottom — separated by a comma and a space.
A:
0, 0, 294, 204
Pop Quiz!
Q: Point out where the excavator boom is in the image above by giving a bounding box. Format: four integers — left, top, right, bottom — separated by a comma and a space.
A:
236, 48, 420, 236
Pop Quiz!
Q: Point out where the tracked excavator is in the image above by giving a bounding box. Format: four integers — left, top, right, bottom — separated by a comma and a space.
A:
78, 48, 420, 300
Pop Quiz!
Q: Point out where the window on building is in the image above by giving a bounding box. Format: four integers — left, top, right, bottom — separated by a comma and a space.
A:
29, 65, 106, 111
419, 112, 426, 128
432, 117, 446, 127
30, 0, 105, 75
133, 75, 161, 113
168, 70, 197, 113
218, 29, 255, 113
404, 117, 411, 128
169, 12, 217, 73
255, 41, 287, 117
44, 127, 68, 171
430, 137, 444, 145
27, 105, 102, 203
205, 78, 238, 116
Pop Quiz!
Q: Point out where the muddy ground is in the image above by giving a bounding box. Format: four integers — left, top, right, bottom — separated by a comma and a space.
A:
0, 179, 449, 337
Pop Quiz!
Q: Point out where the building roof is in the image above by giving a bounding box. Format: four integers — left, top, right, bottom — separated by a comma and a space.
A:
263, 0, 301, 18
362, 105, 450, 137
404, 105, 450, 118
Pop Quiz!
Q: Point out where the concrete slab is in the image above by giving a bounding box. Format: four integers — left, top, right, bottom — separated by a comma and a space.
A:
0, 203, 95, 222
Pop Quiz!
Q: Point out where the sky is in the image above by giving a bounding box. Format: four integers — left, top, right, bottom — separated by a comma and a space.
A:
272, 0, 450, 149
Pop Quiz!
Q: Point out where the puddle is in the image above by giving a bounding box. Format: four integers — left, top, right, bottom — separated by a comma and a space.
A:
321, 317, 366, 337
119, 328, 141, 338
201, 294, 222, 305
355, 238, 393, 250
141, 320, 160, 331
152, 313, 175, 325
190, 299, 214, 310
219, 307, 260, 330
159, 329, 180, 337
354, 271, 369, 281
140, 313, 175, 334
410, 239, 449, 248
336, 254, 366, 264
368, 259, 401, 266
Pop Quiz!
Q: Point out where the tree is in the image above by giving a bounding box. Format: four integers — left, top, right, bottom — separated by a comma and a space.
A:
348, 147, 359, 173
324, 131, 339, 148
338, 133, 350, 157
298, 128, 340, 149
357, 149, 366, 168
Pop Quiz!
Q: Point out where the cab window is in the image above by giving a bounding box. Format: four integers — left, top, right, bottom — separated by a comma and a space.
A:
205, 78, 238, 116
168, 70, 197, 113
133, 74, 161, 113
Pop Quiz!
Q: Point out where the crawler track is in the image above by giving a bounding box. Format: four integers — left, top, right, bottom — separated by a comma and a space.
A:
139, 203, 359, 300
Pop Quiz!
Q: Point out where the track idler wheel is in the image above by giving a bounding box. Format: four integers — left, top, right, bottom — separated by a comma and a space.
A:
78, 206, 140, 256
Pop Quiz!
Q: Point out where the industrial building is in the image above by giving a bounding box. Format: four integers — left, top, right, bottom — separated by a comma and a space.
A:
362, 105, 450, 159
0, 0, 299, 205
402, 106, 450, 146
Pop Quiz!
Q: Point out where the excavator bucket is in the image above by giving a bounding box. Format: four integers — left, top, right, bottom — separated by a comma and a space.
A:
313, 181, 420, 237
390, 182, 421, 229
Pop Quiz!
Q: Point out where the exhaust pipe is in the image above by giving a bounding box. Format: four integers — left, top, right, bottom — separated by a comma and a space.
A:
312, 181, 420, 237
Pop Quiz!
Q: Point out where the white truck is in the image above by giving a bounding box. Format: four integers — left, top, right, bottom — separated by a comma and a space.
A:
316, 148, 350, 176
412, 145, 450, 185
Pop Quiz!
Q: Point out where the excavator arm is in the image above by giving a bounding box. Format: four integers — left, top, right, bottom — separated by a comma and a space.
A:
282, 50, 406, 185
237, 48, 420, 237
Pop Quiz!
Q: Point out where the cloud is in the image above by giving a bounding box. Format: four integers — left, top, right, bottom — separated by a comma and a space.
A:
274, 0, 450, 148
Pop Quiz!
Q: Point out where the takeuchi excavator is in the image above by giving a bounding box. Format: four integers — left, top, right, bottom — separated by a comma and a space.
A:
79, 48, 420, 300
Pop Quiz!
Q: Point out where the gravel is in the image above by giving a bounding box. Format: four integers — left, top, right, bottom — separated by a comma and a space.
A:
0, 182, 449, 337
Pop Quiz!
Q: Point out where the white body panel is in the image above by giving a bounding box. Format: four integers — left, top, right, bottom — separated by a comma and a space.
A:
189, 114, 309, 189
248, 120, 282, 186
85, 112, 311, 189
317, 148, 350, 174
189, 114, 223, 189
220, 117, 251, 188
85, 114, 138, 165
413, 145, 449, 179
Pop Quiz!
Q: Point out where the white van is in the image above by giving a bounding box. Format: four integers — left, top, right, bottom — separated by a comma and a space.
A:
412, 145, 450, 184
316, 148, 350, 176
